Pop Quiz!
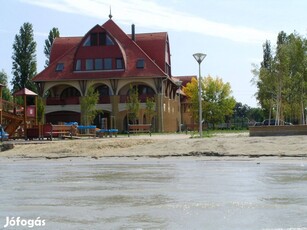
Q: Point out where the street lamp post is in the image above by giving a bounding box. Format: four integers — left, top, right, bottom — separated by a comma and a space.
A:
193, 53, 206, 138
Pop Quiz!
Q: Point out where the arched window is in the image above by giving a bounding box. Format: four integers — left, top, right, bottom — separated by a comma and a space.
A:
137, 85, 155, 95
127, 84, 155, 96
83, 32, 114, 47
60, 87, 80, 98
95, 85, 110, 96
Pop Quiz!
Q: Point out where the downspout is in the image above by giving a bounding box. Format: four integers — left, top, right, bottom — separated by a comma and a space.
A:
161, 77, 168, 132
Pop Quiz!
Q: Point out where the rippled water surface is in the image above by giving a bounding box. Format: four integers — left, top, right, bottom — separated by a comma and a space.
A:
0, 158, 307, 229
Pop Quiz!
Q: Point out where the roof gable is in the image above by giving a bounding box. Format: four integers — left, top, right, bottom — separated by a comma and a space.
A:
102, 19, 167, 77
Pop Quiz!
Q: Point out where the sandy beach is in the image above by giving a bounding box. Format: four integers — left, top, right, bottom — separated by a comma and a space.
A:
0, 132, 307, 160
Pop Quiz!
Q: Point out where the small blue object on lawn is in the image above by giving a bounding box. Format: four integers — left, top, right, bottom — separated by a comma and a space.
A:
0, 125, 9, 141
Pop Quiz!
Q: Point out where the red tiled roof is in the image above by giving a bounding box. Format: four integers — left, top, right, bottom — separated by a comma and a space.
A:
50, 37, 82, 63
103, 19, 167, 77
13, 88, 37, 96
132, 32, 168, 71
33, 19, 168, 82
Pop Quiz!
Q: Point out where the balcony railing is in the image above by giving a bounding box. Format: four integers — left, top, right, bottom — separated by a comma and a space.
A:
46, 96, 110, 105
45, 94, 155, 105
46, 97, 80, 105
120, 94, 155, 103
98, 96, 111, 104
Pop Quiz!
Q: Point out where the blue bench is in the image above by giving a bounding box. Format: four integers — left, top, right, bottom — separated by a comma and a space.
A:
97, 129, 118, 137
77, 125, 96, 137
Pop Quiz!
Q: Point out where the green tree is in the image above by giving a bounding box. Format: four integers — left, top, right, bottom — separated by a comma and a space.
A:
233, 102, 250, 119
145, 97, 155, 124
182, 77, 199, 122
80, 85, 99, 125
274, 31, 290, 124
202, 76, 236, 127
0, 70, 12, 101
126, 85, 140, 124
183, 76, 236, 127
254, 31, 307, 125
44, 27, 60, 67
253, 40, 276, 120
284, 33, 307, 124
247, 107, 265, 122
37, 96, 45, 123
11, 22, 37, 92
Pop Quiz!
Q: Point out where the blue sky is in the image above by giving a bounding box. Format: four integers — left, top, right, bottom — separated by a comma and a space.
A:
1, 0, 306, 107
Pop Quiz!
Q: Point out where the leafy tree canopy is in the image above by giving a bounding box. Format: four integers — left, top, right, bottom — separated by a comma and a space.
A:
126, 84, 140, 124
252, 31, 307, 124
182, 77, 199, 121
11, 22, 37, 92
80, 85, 99, 125
0, 70, 12, 101
183, 76, 236, 126
202, 75, 236, 126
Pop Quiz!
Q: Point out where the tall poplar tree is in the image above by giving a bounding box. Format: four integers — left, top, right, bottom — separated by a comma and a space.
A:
11, 22, 37, 92
256, 40, 275, 120
44, 27, 60, 67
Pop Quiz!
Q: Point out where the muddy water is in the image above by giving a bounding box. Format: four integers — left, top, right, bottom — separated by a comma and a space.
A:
0, 158, 307, 229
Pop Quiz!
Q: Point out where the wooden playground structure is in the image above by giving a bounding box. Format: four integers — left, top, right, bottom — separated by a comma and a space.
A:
0, 85, 39, 140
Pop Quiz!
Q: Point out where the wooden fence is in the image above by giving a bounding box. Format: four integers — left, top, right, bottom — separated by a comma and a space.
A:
249, 125, 307, 136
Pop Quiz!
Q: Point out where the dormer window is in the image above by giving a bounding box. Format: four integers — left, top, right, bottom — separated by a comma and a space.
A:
83, 32, 114, 47
86, 59, 93, 70
83, 36, 91, 46
104, 58, 112, 70
55, 63, 64, 72
116, 58, 124, 69
75, 60, 81, 71
136, 59, 145, 69
90, 33, 98, 46
106, 35, 114, 45
95, 59, 103, 70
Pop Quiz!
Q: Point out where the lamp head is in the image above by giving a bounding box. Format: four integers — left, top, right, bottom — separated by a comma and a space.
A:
193, 53, 206, 64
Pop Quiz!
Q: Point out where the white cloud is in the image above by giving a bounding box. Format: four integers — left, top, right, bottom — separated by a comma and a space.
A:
21, 0, 275, 44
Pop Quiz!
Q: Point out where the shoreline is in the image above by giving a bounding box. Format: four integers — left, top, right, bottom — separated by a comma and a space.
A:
1, 133, 307, 161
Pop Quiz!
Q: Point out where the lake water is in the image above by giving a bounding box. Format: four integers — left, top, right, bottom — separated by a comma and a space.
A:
0, 158, 307, 230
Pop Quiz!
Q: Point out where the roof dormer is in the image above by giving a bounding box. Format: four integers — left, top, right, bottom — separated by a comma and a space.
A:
74, 25, 125, 72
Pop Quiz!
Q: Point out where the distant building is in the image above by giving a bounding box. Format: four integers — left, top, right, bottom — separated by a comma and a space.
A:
33, 17, 194, 132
